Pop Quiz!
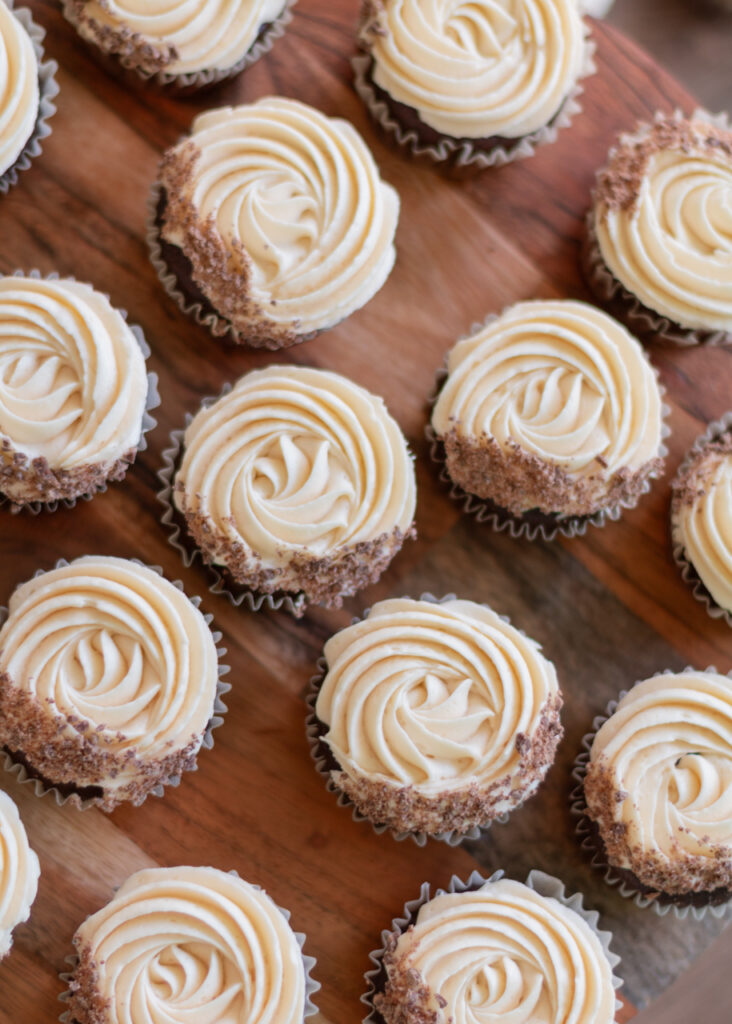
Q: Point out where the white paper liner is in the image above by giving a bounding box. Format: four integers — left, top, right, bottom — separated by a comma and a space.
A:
362, 868, 623, 1023
60, 0, 297, 92
0, 558, 231, 812
570, 668, 732, 920
582, 108, 732, 347
670, 411, 732, 628
352, 21, 596, 171
425, 311, 671, 541
0, 3, 58, 194
0, 269, 160, 515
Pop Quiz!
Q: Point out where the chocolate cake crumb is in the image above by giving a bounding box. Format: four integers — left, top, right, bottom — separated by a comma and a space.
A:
66, 1, 175, 74
671, 430, 732, 515
67, 942, 111, 1024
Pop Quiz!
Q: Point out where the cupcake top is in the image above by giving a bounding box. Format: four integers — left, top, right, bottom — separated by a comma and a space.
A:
431, 299, 664, 515
586, 670, 732, 894
66, 0, 288, 75
360, 0, 587, 140
672, 428, 732, 614
70, 866, 307, 1024
0, 789, 39, 959
0, 556, 219, 810
593, 113, 732, 332
158, 97, 399, 345
0, 2, 39, 177
378, 878, 616, 1024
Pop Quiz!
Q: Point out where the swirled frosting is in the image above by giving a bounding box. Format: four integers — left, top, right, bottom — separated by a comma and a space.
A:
71, 866, 307, 1024
586, 671, 732, 893
431, 300, 663, 515
159, 97, 399, 343
594, 115, 732, 332
381, 879, 616, 1024
71, 0, 288, 75
0, 790, 39, 959
0, 556, 219, 807
361, 0, 587, 140
174, 366, 416, 605
0, 3, 38, 177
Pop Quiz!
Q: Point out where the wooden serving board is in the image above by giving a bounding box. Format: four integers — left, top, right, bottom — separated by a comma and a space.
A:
1, 3, 730, 1022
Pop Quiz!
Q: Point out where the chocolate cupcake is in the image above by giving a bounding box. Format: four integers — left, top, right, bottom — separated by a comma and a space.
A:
0, 274, 156, 509
149, 96, 400, 348
354, 0, 594, 169
583, 110, 732, 346
429, 299, 666, 539
0, 789, 39, 959
0, 556, 223, 812
168, 366, 417, 611
309, 596, 562, 841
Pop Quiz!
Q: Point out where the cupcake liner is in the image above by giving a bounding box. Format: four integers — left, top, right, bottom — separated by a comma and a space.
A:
0, 558, 230, 812
61, 0, 297, 94
352, 23, 596, 171
570, 668, 732, 920
0, 3, 59, 195
156, 386, 307, 618
362, 868, 623, 1023
582, 109, 732, 347
0, 269, 160, 515
671, 411, 732, 628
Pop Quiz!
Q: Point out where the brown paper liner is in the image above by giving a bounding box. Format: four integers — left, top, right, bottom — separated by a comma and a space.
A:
570, 672, 732, 920
362, 868, 623, 1023
0, 558, 230, 812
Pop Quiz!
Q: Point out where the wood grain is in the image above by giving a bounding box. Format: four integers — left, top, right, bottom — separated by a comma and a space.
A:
0, 4, 730, 1023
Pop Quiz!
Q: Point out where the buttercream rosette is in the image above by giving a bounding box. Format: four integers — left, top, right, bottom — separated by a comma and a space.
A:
0, 789, 39, 959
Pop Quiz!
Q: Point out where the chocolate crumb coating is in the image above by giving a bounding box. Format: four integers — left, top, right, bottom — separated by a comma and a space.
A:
67, 944, 110, 1024
65, 1, 175, 73
671, 430, 732, 515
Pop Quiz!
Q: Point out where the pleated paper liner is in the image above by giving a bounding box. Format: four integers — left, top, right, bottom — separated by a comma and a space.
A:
0, 269, 160, 515
0, 3, 59, 195
362, 868, 624, 1024
670, 411, 732, 628
0, 559, 231, 812
570, 673, 732, 921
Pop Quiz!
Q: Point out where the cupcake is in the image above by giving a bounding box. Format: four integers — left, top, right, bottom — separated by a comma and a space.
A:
169, 366, 416, 610
370, 872, 618, 1024
582, 670, 732, 909
311, 597, 562, 839
430, 299, 666, 537
0, 274, 154, 508
149, 96, 400, 349
62, 0, 294, 89
65, 866, 318, 1023
0, 556, 221, 811
354, 0, 593, 168
584, 111, 732, 346
0, 789, 39, 958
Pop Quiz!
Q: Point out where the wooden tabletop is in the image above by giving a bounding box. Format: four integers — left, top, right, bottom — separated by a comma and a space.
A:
1, 3, 730, 1022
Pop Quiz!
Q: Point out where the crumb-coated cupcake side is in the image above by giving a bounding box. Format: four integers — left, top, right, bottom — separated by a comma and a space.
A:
0, 2, 39, 179
314, 597, 562, 836
0, 789, 39, 959
0, 556, 220, 812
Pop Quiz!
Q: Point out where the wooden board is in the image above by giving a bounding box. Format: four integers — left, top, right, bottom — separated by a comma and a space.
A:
0, 3, 730, 1021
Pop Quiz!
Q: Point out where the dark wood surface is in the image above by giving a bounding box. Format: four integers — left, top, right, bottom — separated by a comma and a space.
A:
0, 3, 729, 1022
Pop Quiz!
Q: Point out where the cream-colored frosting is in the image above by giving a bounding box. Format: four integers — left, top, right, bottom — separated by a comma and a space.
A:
390, 879, 616, 1024
431, 299, 663, 481
0, 2, 39, 176
0, 276, 148, 497
595, 121, 732, 332
0, 556, 218, 793
161, 97, 399, 335
74, 866, 306, 1024
175, 365, 416, 578
363, 0, 587, 140
0, 790, 39, 959
316, 598, 560, 806
588, 671, 732, 882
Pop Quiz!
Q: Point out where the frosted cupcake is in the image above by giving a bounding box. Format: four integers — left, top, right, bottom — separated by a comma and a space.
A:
171, 366, 416, 610
584, 111, 732, 345
150, 97, 400, 348
312, 597, 562, 839
0, 556, 221, 811
430, 299, 665, 536
0, 789, 39, 958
